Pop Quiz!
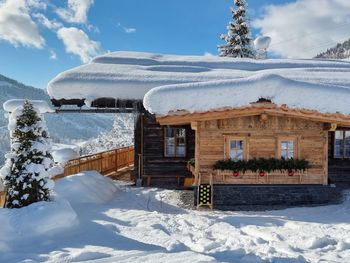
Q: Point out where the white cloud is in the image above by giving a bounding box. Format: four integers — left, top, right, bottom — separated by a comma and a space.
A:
0, 0, 45, 48
116, 22, 136, 34
57, 27, 101, 63
56, 0, 94, 24
26, 0, 47, 9
49, 49, 57, 60
33, 13, 62, 30
123, 27, 136, 34
253, 0, 350, 58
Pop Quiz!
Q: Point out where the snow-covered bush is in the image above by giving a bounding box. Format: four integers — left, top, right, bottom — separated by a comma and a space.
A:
218, 0, 254, 58
0, 100, 56, 208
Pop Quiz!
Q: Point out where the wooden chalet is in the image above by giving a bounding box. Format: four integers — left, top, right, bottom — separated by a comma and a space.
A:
47, 51, 350, 209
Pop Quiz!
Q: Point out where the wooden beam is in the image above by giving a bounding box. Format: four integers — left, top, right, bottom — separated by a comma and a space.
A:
323, 123, 337, 131
191, 121, 198, 130
157, 104, 350, 127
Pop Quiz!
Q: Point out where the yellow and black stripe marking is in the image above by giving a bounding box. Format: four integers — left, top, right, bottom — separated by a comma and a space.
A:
198, 184, 212, 206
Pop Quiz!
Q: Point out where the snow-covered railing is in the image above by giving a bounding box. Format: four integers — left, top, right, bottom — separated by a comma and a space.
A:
54, 146, 134, 180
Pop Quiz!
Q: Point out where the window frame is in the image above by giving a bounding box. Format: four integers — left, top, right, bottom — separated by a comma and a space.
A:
225, 136, 247, 160
334, 130, 350, 159
163, 127, 187, 158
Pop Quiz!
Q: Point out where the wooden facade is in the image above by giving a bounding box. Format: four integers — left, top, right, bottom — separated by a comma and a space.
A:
134, 112, 195, 186
156, 102, 350, 186
192, 115, 327, 185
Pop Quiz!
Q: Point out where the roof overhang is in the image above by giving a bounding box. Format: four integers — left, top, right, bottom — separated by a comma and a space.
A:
156, 102, 350, 128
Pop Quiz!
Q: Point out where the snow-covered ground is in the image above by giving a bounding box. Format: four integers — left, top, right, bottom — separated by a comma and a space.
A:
0, 171, 349, 263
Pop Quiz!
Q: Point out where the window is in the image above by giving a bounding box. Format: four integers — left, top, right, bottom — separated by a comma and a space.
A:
229, 139, 245, 160
280, 140, 294, 159
334, 131, 350, 158
164, 127, 186, 157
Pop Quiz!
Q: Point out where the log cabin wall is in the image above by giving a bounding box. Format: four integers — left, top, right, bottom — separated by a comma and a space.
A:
134, 111, 195, 186
328, 129, 350, 184
195, 115, 328, 185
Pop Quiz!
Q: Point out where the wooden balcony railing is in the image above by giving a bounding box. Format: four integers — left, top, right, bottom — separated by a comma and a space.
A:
1, 146, 134, 207
54, 146, 134, 179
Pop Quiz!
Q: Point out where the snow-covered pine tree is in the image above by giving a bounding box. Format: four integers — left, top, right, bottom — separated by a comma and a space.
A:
0, 100, 55, 208
218, 0, 254, 58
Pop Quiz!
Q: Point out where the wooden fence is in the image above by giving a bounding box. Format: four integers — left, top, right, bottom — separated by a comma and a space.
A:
1, 146, 134, 207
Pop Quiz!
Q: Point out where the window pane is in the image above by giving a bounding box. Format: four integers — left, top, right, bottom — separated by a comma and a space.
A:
335, 131, 344, 158
281, 149, 288, 159
281, 140, 294, 159
177, 128, 186, 138
235, 150, 243, 160
345, 132, 350, 157
165, 128, 174, 138
345, 131, 350, 146
345, 146, 350, 158
165, 137, 175, 156
176, 137, 186, 157
165, 128, 186, 157
230, 140, 244, 160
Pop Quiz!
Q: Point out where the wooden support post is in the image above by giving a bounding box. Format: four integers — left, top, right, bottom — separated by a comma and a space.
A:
115, 149, 118, 172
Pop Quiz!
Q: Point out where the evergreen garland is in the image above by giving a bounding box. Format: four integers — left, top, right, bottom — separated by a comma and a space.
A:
0, 100, 55, 208
218, 0, 255, 58
187, 158, 195, 167
213, 158, 310, 173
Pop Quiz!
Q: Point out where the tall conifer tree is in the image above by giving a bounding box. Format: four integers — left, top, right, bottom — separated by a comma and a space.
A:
218, 0, 254, 58
0, 100, 54, 208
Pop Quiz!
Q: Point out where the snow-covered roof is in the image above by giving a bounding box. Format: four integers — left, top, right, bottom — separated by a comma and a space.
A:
47, 51, 350, 108
144, 74, 350, 116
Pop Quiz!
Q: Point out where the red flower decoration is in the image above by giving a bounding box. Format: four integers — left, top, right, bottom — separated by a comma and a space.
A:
232, 171, 239, 177
259, 170, 265, 177
288, 170, 294, 177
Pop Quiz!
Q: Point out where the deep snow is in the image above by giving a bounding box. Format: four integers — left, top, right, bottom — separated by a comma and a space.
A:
0, 171, 349, 263
47, 51, 350, 106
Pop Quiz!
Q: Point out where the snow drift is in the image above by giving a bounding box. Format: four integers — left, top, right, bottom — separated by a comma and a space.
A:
54, 171, 118, 205
0, 171, 118, 255
0, 199, 77, 245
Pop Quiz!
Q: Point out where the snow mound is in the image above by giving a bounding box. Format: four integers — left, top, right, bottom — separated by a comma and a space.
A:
52, 148, 79, 165
144, 73, 350, 116
54, 171, 118, 205
3, 99, 54, 113
0, 198, 77, 244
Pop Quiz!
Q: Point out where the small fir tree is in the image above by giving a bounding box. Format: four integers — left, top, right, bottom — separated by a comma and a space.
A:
218, 0, 254, 58
0, 100, 55, 208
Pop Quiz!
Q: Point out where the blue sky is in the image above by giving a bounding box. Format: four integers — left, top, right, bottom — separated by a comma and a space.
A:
0, 0, 349, 89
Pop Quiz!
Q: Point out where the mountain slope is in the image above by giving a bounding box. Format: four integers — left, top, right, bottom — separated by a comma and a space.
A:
315, 38, 350, 59
0, 74, 114, 164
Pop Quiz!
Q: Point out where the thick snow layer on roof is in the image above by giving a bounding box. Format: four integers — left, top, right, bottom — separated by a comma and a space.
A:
47, 51, 350, 104
3, 99, 54, 113
144, 74, 350, 116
